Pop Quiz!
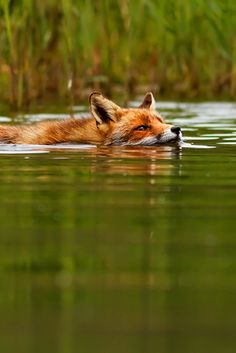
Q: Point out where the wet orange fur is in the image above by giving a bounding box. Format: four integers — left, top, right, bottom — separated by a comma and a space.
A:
0, 93, 174, 145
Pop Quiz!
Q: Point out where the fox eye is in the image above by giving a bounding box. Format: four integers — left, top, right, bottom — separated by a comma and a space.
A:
135, 125, 149, 131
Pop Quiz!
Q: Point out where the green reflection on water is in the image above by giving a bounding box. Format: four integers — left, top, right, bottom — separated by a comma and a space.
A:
0, 143, 236, 353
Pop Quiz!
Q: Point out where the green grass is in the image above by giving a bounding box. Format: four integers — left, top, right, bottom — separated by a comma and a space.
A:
0, 0, 236, 108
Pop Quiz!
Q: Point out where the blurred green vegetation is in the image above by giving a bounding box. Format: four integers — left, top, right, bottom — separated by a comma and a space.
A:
0, 0, 236, 108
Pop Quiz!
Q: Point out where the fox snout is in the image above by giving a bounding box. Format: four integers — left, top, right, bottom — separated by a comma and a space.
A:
170, 125, 182, 140
156, 125, 182, 144
171, 126, 181, 135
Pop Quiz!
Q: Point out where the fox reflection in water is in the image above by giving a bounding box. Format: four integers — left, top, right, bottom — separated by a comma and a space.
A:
89, 145, 182, 177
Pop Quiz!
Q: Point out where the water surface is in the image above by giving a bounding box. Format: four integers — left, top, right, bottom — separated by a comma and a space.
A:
0, 101, 236, 353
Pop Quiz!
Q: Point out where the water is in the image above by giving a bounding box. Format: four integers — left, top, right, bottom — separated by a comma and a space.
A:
0, 102, 236, 353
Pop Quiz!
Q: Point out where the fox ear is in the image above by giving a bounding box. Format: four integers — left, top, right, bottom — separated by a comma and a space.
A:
139, 92, 156, 110
89, 92, 120, 125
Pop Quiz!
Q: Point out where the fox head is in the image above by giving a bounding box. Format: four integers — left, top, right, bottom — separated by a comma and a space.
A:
89, 92, 182, 146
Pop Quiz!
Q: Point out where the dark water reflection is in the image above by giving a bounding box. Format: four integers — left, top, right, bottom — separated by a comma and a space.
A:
0, 102, 236, 353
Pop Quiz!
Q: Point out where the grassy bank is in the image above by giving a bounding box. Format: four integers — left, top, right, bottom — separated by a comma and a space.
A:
0, 0, 236, 108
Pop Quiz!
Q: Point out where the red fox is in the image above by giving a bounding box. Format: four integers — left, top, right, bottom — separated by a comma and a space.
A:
0, 92, 182, 145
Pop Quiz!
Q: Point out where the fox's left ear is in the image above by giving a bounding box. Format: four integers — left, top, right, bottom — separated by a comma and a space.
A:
139, 92, 156, 110
89, 92, 120, 125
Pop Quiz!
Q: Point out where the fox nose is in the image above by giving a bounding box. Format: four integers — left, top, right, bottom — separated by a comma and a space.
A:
171, 126, 181, 135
